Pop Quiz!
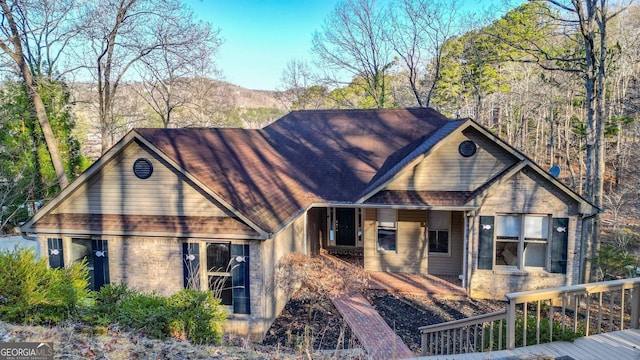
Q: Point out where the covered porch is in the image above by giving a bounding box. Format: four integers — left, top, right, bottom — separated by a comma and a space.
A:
320, 252, 467, 297
308, 205, 470, 280
311, 200, 470, 296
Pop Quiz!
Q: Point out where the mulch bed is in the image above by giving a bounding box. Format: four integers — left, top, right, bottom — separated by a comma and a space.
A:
264, 288, 506, 354
262, 294, 362, 352
364, 290, 507, 352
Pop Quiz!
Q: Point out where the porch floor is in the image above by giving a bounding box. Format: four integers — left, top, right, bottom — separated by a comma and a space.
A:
329, 254, 467, 297
368, 272, 467, 298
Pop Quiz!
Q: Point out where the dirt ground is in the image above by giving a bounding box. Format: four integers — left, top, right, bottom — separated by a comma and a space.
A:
0, 320, 302, 359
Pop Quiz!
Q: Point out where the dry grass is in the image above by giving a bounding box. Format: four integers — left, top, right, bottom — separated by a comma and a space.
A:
275, 252, 371, 299
0, 321, 307, 359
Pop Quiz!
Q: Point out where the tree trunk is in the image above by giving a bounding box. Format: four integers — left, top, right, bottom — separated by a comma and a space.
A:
25, 74, 70, 190
0, 0, 69, 190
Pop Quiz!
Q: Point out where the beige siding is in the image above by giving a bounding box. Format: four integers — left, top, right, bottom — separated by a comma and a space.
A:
306, 207, 326, 255
387, 129, 517, 191
53, 141, 231, 217
470, 169, 581, 299
364, 209, 428, 273
428, 211, 464, 275
260, 215, 307, 339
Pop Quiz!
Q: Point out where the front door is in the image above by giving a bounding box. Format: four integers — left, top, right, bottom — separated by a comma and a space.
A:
335, 208, 356, 246
71, 239, 110, 290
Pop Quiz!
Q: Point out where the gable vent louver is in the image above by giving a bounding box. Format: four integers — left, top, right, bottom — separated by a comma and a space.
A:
458, 140, 477, 157
133, 158, 153, 179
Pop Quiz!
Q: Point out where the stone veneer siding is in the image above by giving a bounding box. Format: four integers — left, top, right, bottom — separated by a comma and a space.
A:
469, 169, 584, 299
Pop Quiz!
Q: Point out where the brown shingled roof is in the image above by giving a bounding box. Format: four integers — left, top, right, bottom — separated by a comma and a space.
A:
136, 108, 458, 233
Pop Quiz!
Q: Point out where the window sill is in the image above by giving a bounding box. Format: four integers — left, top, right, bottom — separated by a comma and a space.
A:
226, 312, 252, 319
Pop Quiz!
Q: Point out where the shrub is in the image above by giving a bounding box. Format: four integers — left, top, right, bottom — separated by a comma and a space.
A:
168, 289, 226, 344
93, 284, 226, 344
0, 247, 89, 324
93, 285, 170, 338
593, 243, 637, 280
93, 282, 132, 315
482, 314, 584, 351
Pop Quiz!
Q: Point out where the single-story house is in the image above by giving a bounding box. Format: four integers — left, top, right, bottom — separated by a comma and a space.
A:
21, 108, 598, 340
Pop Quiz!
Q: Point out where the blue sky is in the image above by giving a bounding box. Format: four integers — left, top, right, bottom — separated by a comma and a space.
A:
185, 0, 517, 91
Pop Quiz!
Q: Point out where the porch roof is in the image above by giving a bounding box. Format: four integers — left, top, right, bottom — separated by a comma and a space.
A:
364, 190, 473, 207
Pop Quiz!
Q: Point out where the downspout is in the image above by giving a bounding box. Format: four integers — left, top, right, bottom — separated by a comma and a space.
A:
462, 213, 468, 290
19, 231, 37, 241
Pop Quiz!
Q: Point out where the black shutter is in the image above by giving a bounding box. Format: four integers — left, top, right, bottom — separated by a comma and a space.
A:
550, 218, 569, 273
182, 243, 200, 289
231, 244, 250, 314
478, 216, 494, 270
92, 240, 110, 289
47, 238, 64, 269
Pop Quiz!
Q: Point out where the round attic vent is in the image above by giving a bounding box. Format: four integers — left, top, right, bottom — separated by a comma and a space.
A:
458, 140, 477, 157
133, 158, 153, 179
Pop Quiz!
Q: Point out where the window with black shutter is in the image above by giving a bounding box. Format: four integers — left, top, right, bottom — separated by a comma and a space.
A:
47, 238, 64, 269
478, 216, 494, 270
550, 218, 569, 273
184, 242, 251, 314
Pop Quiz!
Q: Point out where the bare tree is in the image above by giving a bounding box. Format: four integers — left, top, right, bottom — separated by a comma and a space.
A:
135, 14, 222, 128
312, 0, 393, 108
387, 0, 461, 107
0, 0, 72, 189
76, 0, 222, 153
276, 59, 331, 110
178, 77, 238, 128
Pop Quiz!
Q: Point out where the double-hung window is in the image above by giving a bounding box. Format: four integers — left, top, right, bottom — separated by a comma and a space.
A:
428, 211, 450, 255
377, 208, 397, 251
207, 243, 233, 306
183, 242, 251, 314
495, 214, 549, 269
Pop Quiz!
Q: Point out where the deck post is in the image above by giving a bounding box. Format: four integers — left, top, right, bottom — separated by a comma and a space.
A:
421, 332, 428, 356
506, 297, 516, 350
632, 283, 640, 329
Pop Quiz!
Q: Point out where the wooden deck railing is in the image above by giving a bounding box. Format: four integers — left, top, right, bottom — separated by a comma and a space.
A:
420, 277, 640, 356
419, 310, 507, 356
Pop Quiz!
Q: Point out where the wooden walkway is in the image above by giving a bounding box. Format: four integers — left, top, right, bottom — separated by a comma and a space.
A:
331, 293, 415, 359
412, 328, 640, 359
